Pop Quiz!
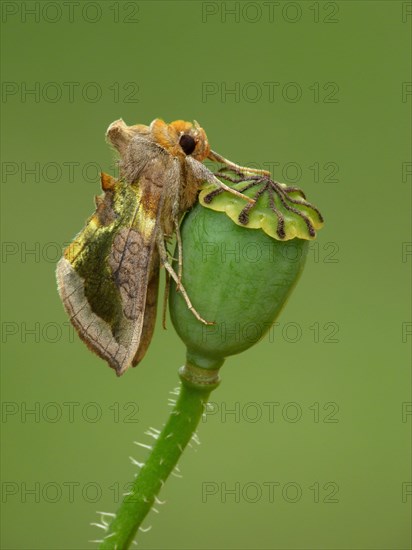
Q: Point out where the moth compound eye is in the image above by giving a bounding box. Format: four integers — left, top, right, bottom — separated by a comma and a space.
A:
179, 134, 196, 156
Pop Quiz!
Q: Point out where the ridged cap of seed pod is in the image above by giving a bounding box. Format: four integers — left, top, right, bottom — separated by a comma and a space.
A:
170, 173, 324, 371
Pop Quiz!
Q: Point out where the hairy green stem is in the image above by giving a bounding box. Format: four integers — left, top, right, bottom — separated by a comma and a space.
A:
98, 364, 220, 549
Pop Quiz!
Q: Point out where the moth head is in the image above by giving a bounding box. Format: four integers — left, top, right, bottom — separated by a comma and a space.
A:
150, 119, 210, 161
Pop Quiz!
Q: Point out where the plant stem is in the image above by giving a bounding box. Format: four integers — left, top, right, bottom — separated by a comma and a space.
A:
98, 364, 220, 550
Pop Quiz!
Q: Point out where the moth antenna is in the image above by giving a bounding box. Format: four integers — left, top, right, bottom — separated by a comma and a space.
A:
186, 156, 255, 204
209, 150, 271, 177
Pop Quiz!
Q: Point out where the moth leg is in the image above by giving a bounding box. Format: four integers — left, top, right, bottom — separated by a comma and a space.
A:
157, 237, 214, 326
174, 218, 183, 292
186, 157, 255, 204
164, 261, 214, 325
209, 149, 271, 177
204, 170, 255, 204
162, 271, 170, 330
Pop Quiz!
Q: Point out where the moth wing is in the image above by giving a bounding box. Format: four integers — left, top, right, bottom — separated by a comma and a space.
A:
131, 155, 182, 366
131, 253, 160, 367
56, 173, 163, 376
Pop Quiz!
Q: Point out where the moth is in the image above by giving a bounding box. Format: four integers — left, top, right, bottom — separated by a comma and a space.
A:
56, 118, 268, 376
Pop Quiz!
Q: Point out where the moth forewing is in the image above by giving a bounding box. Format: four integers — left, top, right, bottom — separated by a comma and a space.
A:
56, 172, 163, 376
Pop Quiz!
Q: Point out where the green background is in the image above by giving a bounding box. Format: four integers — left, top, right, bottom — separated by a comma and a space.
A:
1, 1, 411, 548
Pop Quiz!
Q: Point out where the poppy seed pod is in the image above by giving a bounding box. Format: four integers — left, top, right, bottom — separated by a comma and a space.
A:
169, 173, 324, 372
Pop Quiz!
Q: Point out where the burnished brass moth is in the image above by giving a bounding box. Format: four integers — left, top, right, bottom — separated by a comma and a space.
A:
56, 118, 266, 375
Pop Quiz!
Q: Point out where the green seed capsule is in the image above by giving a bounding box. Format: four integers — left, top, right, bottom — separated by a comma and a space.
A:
169, 174, 323, 371
170, 205, 307, 369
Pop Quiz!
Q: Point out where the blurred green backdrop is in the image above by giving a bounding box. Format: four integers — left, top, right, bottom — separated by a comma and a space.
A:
1, 1, 411, 549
